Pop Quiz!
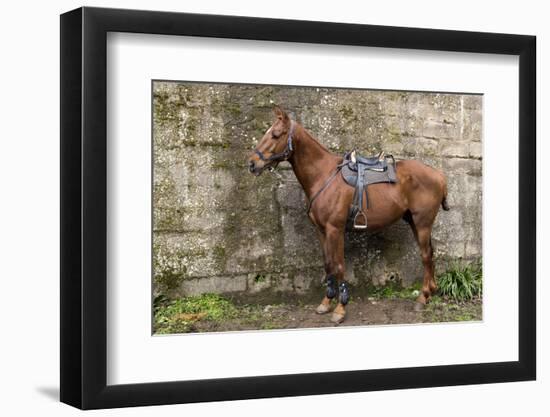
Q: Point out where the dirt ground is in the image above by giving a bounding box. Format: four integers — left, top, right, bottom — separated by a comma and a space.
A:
154, 289, 482, 334
196, 299, 480, 333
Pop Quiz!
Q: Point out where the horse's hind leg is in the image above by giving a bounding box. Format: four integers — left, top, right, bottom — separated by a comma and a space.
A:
407, 214, 437, 309
415, 226, 436, 307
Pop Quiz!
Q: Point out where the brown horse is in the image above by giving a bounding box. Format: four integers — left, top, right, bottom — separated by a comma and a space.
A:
248, 106, 449, 324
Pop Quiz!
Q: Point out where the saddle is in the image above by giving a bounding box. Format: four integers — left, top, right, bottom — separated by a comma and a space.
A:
341, 150, 398, 230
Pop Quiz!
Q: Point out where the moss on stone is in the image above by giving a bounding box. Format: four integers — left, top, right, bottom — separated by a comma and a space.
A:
155, 268, 187, 291
212, 245, 227, 270
225, 102, 242, 117
339, 105, 359, 122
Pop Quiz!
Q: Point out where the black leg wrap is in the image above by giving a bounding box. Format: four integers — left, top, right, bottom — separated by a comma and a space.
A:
339, 282, 350, 305
325, 275, 337, 299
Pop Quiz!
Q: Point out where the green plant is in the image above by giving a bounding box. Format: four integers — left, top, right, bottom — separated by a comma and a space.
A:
369, 280, 420, 300
163, 293, 237, 320
437, 261, 482, 301
154, 293, 238, 334
153, 294, 168, 314
253, 274, 266, 284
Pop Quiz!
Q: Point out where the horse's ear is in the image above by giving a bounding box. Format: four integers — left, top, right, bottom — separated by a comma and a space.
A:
273, 105, 289, 121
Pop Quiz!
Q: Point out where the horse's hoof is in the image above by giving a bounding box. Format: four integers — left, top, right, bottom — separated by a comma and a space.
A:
414, 302, 425, 312
331, 312, 345, 324
316, 303, 331, 314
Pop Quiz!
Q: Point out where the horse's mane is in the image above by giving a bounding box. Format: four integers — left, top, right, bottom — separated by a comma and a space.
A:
297, 123, 333, 155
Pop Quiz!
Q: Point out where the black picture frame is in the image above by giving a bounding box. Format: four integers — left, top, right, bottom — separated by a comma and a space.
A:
60, 6, 536, 410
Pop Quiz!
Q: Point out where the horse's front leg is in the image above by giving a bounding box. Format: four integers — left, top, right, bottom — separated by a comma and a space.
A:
319, 225, 348, 324
315, 229, 335, 315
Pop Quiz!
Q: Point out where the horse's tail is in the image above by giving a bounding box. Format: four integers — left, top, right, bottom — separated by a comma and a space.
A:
441, 177, 450, 211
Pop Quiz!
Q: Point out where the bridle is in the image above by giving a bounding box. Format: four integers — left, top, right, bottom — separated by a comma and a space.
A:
254, 121, 295, 165
251, 119, 344, 215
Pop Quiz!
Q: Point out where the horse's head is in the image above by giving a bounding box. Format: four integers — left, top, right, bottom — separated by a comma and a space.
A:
248, 106, 294, 176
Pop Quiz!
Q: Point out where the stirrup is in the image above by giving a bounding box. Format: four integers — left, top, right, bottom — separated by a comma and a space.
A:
353, 210, 368, 229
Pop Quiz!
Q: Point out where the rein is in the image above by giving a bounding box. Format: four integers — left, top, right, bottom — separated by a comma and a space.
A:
306, 161, 346, 215
254, 121, 295, 163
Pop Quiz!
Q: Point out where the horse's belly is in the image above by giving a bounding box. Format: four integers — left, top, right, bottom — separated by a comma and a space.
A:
363, 183, 407, 230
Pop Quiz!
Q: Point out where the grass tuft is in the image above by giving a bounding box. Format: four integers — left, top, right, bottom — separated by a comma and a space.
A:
437, 261, 482, 301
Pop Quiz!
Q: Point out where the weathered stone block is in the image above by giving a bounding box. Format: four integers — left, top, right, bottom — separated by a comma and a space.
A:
443, 158, 482, 177
462, 108, 482, 142
417, 137, 440, 153
445, 173, 482, 209
271, 272, 294, 293
469, 142, 482, 159
422, 119, 460, 140
179, 275, 247, 296
462, 95, 482, 111
439, 139, 470, 158
294, 270, 320, 294
464, 237, 482, 258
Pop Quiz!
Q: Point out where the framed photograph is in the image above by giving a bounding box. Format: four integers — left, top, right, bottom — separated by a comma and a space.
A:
60, 6, 536, 409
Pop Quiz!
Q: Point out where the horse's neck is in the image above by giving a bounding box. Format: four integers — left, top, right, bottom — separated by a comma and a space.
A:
288, 125, 338, 199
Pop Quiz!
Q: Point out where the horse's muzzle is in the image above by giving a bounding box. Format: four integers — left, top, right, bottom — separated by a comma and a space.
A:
248, 159, 262, 176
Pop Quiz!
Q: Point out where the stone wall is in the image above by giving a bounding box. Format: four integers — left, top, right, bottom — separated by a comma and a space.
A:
153, 81, 482, 298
